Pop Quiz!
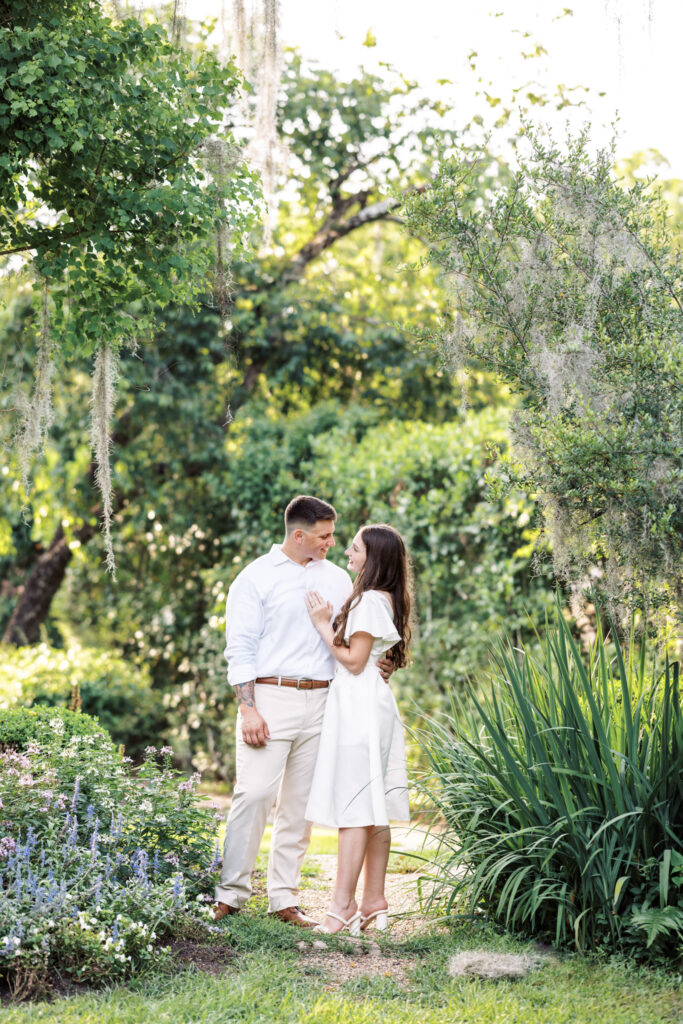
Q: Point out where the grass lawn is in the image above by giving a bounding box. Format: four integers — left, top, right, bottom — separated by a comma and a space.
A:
3, 829, 680, 1023
3, 916, 679, 1024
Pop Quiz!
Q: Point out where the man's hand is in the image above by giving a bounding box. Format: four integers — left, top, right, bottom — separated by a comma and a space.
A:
240, 706, 271, 747
377, 654, 395, 683
234, 680, 270, 747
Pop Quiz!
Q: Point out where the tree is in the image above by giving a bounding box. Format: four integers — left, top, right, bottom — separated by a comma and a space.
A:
0, 0, 259, 564
1, 0, 256, 349
401, 129, 683, 611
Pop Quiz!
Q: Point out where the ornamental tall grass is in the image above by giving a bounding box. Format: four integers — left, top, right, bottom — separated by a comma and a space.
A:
418, 609, 683, 958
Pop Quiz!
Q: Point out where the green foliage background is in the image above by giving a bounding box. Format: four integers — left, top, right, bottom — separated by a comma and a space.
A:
0, 45, 552, 777
0, 0, 681, 976
7, 29, 680, 786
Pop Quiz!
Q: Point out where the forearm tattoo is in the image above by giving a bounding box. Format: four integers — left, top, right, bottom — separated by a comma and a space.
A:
234, 680, 256, 709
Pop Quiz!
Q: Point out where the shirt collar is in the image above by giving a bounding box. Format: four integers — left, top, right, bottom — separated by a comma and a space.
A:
269, 543, 327, 569
269, 543, 290, 565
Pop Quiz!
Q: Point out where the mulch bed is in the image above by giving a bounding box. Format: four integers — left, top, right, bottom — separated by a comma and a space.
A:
0, 971, 94, 1005
0, 938, 238, 1004
167, 938, 237, 975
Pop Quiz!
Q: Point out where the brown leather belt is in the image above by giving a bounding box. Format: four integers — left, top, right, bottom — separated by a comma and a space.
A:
255, 676, 331, 690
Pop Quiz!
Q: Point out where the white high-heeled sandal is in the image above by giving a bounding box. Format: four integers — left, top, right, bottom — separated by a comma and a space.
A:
360, 908, 389, 932
314, 911, 362, 936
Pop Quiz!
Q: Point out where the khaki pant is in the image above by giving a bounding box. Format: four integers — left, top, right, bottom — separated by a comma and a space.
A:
215, 684, 328, 912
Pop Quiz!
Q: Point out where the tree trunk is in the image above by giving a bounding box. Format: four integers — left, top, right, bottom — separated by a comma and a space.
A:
2, 521, 95, 645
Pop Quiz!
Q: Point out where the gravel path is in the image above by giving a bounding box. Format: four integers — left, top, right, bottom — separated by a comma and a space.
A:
292, 848, 446, 989
203, 795, 446, 988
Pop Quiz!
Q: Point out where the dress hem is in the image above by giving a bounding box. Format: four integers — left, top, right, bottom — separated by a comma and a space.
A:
305, 816, 411, 829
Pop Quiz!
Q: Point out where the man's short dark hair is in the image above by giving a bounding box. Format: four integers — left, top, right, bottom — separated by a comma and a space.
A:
285, 495, 337, 533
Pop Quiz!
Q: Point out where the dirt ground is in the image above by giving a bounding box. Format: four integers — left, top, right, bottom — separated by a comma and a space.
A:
291, 851, 438, 989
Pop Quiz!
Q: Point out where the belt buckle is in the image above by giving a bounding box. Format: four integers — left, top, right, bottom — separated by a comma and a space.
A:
296, 677, 312, 689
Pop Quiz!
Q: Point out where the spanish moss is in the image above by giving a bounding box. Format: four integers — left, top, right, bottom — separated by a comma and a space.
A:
15, 279, 54, 495
254, 0, 281, 240
91, 343, 119, 576
232, 0, 248, 79
171, 0, 187, 47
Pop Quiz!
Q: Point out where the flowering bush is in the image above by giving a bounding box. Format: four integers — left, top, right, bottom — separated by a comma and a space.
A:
0, 725, 222, 998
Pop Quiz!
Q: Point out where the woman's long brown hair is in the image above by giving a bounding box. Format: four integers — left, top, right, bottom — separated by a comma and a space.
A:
332, 524, 412, 668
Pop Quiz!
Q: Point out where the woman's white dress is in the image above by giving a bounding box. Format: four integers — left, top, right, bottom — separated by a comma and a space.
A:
305, 590, 410, 828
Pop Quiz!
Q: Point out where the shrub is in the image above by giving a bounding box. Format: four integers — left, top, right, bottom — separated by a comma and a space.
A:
0, 730, 222, 998
0, 643, 164, 759
418, 607, 683, 959
0, 706, 103, 750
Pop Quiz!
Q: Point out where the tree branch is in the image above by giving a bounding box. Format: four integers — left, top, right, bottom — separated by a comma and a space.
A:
279, 184, 427, 288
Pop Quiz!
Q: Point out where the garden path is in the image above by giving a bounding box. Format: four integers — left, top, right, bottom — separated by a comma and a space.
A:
293, 850, 437, 989
280, 822, 452, 989
203, 795, 449, 988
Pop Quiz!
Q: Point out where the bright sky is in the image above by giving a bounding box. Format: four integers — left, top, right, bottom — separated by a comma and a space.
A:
186, 0, 683, 176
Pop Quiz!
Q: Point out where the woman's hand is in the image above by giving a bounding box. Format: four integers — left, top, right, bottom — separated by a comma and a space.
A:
305, 589, 333, 628
306, 591, 372, 674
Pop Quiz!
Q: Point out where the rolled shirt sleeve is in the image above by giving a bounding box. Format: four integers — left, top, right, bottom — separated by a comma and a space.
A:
224, 574, 265, 686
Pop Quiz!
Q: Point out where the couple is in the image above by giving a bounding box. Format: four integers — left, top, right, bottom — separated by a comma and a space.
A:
213, 494, 411, 935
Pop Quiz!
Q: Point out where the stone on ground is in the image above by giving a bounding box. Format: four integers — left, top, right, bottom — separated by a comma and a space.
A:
448, 949, 549, 981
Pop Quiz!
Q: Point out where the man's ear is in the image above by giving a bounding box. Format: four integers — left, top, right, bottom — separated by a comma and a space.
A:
292, 528, 305, 544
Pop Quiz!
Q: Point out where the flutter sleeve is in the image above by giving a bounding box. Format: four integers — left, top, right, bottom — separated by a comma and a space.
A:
344, 591, 400, 646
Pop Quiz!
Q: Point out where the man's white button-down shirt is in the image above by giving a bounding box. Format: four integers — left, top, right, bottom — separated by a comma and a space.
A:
224, 544, 353, 686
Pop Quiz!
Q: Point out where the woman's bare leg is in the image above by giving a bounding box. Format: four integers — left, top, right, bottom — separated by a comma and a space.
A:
359, 825, 391, 918
321, 826, 371, 932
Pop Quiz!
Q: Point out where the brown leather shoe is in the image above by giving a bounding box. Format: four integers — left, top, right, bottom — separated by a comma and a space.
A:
213, 901, 240, 921
269, 905, 318, 928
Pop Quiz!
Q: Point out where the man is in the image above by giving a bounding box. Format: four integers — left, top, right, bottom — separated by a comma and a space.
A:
214, 495, 392, 926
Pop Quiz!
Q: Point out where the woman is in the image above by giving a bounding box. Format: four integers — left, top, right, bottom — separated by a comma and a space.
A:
304, 523, 412, 935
